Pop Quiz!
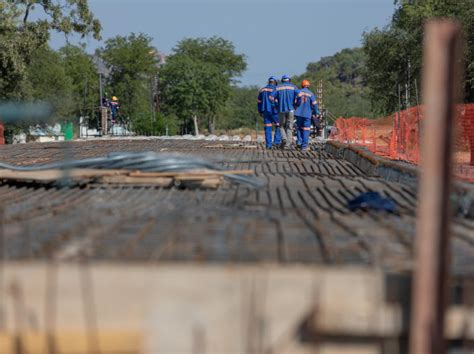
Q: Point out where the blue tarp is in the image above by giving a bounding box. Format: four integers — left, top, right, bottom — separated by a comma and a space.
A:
347, 191, 397, 213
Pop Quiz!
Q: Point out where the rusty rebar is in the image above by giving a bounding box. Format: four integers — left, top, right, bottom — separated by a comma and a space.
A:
410, 20, 463, 354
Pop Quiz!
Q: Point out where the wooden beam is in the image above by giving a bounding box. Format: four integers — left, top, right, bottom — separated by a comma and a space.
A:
410, 20, 463, 354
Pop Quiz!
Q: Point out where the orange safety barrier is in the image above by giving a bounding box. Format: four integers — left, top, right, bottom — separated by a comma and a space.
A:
331, 104, 474, 182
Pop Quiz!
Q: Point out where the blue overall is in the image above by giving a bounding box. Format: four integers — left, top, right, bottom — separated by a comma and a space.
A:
110, 101, 120, 122
294, 87, 319, 149
273, 82, 298, 113
258, 84, 281, 148
272, 82, 298, 145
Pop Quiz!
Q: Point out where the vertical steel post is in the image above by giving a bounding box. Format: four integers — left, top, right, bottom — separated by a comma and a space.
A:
405, 82, 410, 109
407, 59, 412, 108
414, 79, 421, 162
99, 73, 103, 108
397, 84, 402, 155
414, 79, 420, 108
410, 20, 463, 354
255, 116, 258, 141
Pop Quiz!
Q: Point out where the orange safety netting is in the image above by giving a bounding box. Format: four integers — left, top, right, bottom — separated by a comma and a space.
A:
331, 104, 474, 182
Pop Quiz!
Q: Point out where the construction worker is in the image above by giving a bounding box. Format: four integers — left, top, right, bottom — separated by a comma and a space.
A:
257, 76, 281, 149
110, 96, 120, 123
294, 80, 319, 151
311, 113, 322, 137
273, 74, 298, 149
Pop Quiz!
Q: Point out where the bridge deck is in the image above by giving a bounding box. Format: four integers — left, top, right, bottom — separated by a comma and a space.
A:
0, 139, 472, 274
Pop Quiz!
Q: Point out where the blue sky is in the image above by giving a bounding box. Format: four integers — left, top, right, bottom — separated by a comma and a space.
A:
49, 0, 395, 86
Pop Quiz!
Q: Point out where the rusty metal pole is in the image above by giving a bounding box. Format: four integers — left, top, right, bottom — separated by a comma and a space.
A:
410, 20, 463, 354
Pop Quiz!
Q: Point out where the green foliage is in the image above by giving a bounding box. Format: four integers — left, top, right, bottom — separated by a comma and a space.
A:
363, 0, 474, 114
0, 9, 49, 98
132, 112, 179, 136
3, 43, 81, 140
218, 86, 260, 130
173, 37, 247, 79
159, 36, 247, 133
14, 0, 101, 39
100, 33, 158, 124
0, 0, 101, 100
159, 55, 228, 133
26, 45, 74, 118
59, 44, 99, 118
294, 48, 373, 118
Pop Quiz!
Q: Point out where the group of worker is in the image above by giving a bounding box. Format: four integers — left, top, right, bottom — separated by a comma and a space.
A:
257, 75, 320, 151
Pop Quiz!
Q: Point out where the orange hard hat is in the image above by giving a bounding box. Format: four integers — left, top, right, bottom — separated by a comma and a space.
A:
301, 80, 310, 88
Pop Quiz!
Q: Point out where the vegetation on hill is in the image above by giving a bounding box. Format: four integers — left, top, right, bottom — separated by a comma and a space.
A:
294, 47, 372, 118
363, 0, 474, 115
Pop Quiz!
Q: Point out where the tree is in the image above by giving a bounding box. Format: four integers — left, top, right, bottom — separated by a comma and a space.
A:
100, 33, 158, 125
27, 45, 74, 119
160, 36, 247, 133
363, 0, 474, 114
294, 48, 373, 118
0, 0, 101, 99
219, 86, 261, 130
59, 44, 99, 119
159, 55, 228, 134
173, 37, 246, 79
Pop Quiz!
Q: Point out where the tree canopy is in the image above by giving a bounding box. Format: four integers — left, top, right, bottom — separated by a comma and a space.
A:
99, 33, 158, 121
0, 0, 101, 99
173, 37, 246, 79
27, 45, 74, 118
219, 86, 260, 131
59, 44, 100, 118
295, 47, 372, 118
363, 0, 474, 114
159, 36, 247, 133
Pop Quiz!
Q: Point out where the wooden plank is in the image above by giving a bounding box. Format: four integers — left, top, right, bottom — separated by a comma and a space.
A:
0, 168, 250, 186
189, 177, 222, 189
101, 175, 174, 186
411, 20, 463, 354
0, 264, 473, 354
101, 175, 223, 188
0, 169, 128, 183
129, 169, 254, 177
0, 331, 142, 354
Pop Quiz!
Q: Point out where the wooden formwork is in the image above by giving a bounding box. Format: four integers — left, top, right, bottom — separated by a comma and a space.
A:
0, 264, 473, 354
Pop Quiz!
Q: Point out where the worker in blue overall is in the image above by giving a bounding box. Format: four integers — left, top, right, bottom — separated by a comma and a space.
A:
257, 76, 281, 149
294, 80, 319, 151
273, 74, 298, 149
110, 96, 120, 123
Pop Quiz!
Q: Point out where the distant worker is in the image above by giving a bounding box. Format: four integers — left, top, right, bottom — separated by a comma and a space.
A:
101, 96, 109, 108
294, 80, 319, 151
110, 96, 120, 123
311, 112, 322, 137
257, 76, 281, 149
273, 74, 298, 149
